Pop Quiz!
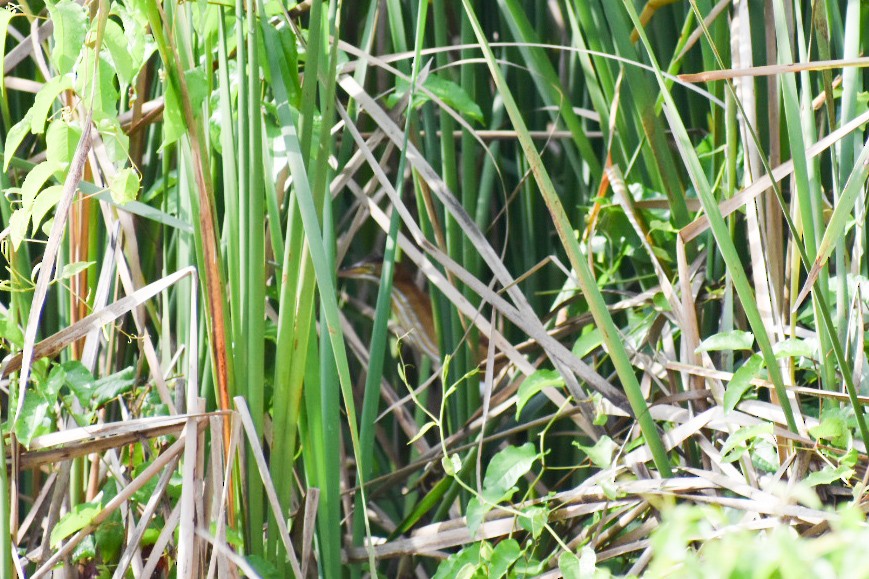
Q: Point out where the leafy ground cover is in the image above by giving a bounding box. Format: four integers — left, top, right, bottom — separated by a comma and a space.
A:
2, 0, 869, 577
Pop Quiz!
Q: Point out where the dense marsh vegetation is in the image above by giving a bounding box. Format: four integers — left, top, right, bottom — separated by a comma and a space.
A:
3, 0, 869, 576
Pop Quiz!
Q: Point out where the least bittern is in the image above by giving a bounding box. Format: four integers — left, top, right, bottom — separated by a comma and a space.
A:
340, 258, 590, 375
339, 257, 441, 362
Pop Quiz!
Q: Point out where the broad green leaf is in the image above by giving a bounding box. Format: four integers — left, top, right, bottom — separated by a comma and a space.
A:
559, 550, 588, 579
804, 464, 854, 488
516, 369, 564, 418
572, 327, 603, 358
141, 527, 159, 548
160, 80, 185, 148
90, 367, 136, 407
45, 119, 83, 171
695, 330, 755, 353
61, 361, 95, 407
720, 423, 773, 463
75, 49, 119, 119
408, 421, 437, 445
433, 545, 481, 579
102, 20, 133, 85
4, 110, 33, 171
184, 66, 209, 111
109, 168, 140, 205
93, 480, 122, 559
14, 391, 51, 447
114, 5, 151, 77
0, 312, 24, 346
43, 365, 67, 400
30, 75, 73, 134
809, 414, 849, 447
30, 185, 65, 235
20, 160, 59, 209
482, 443, 538, 499
41, 217, 55, 237
58, 261, 95, 281
131, 458, 171, 503
94, 519, 123, 562
120, 0, 150, 27
751, 438, 779, 474
443, 453, 462, 476
576, 435, 618, 469
600, 478, 621, 501
512, 556, 546, 576
208, 106, 226, 155
96, 117, 130, 165
48, 0, 88, 76
9, 209, 30, 250
518, 504, 548, 539
390, 74, 484, 122
724, 354, 764, 414
773, 338, 816, 359
841, 448, 859, 469
489, 539, 521, 579
651, 245, 673, 263
71, 535, 95, 563
50, 501, 102, 548
425, 75, 484, 122
65, 366, 135, 409
465, 497, 488, 538
274, 23, 300, 106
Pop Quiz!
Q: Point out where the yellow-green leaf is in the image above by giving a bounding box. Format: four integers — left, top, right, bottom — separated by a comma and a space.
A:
31, 185, 65, 235
3, 110, 33, 171
45, 119, 83, 171
109, 168, 140, 205
50, 501, 102, 548
724, 354, 764, 414
48, 0, 88, 76
516, 369, 564, 418
695, 330, 755, 353
30, 75, 73, 134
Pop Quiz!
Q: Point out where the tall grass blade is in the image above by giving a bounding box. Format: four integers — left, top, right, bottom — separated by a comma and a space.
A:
623, 0, 800, 434
461, 0, 672, 476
